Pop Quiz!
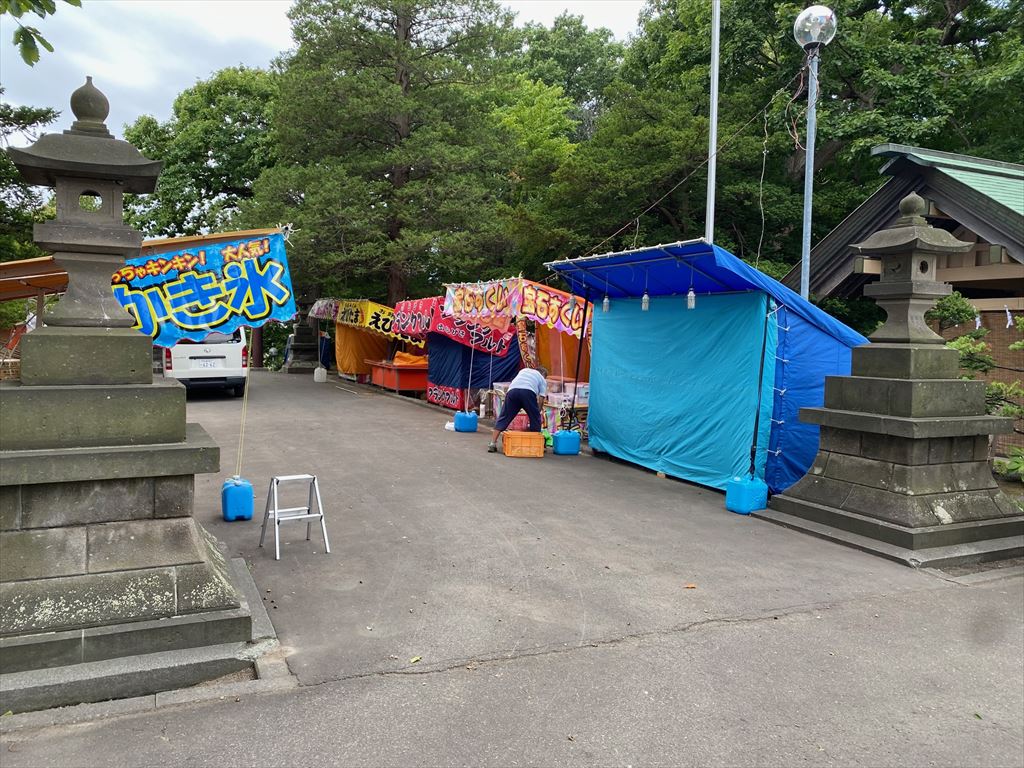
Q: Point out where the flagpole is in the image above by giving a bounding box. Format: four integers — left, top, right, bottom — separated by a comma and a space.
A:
705, 0, 721, 244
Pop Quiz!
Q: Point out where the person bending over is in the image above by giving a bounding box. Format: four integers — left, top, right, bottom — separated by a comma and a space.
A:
488, 365, 548, 453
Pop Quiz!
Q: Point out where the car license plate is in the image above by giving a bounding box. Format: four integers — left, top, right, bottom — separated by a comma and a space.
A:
197, 359, 219, 369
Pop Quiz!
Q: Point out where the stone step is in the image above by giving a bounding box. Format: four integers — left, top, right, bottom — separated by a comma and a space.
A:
769, 493, 1024, 549
824, 375, 986, 419
19, 326, 153, 386
753, 507, 1024, 569
0, 558, 279, 714
0, 640, 258, 714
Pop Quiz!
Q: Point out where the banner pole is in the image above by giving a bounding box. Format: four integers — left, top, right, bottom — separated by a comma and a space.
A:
568, 290, 590, 427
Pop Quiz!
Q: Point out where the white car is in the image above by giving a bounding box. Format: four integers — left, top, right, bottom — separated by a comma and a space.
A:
161, 328, 248, 396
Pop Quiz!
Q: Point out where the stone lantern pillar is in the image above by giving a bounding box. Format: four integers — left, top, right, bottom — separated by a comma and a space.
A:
760, 193, 1022, 567
0, 80, 258, 712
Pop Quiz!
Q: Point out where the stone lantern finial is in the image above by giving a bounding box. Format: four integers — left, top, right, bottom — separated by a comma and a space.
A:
897, 191, 927, 222
67, 76, 112, 138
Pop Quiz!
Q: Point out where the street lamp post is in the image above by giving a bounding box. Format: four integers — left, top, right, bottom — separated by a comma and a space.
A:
794, 5, 837, 300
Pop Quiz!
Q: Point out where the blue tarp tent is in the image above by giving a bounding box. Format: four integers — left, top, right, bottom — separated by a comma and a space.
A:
547, 240, 868, 493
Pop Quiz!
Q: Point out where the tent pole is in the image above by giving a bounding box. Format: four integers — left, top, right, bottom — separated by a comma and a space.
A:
568, 290, 590, 428
748, 300, 773, 477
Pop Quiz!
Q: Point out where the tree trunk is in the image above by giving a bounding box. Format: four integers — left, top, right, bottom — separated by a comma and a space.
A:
386, 5, 413, 305
251, 325, 264, 369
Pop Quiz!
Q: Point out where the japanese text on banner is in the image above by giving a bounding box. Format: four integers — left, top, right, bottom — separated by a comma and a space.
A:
111, 232, 296, 347
336, 299, 425, 347
392, 296, 515, 356
444, 279, 591, 339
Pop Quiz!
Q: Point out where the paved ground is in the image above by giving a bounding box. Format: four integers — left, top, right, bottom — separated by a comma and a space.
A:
3, 371, 1022, 767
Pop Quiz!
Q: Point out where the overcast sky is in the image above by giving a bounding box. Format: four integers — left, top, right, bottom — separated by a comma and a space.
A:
1, 1, 645, 143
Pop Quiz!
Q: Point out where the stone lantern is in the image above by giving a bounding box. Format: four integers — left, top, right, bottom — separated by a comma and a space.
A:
0, 79, 260, 712
761, 193, 1022, 567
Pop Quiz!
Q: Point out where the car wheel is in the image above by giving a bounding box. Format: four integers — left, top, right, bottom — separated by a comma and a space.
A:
231, 384, 246, 397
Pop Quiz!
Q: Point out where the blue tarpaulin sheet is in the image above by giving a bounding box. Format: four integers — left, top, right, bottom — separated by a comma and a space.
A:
427, 332, 521, 389
590, 293, 776, 491
547, 240, 867, 493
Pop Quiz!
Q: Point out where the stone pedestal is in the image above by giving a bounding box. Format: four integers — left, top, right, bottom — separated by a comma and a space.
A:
758, 194, 1023, 568
0, 79, 257, 712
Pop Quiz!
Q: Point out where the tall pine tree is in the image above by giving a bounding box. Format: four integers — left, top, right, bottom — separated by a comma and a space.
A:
242, 0, 518, 302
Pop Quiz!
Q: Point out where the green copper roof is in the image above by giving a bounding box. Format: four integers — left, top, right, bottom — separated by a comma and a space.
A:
872, 144, 1024, 217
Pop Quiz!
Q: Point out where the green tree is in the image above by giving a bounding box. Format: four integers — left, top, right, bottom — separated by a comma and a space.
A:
535, 0, 1024, 269
488, 76, 579, 277
925, 291, 978, 330
123, 67, 278, 237
1, 88, 57, 262
241, 0, 519, 303
1, 0, 80, 65
517, 14, 625, 137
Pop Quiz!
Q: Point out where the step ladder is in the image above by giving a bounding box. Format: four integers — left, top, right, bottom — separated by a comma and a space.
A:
259, 474, 330, 560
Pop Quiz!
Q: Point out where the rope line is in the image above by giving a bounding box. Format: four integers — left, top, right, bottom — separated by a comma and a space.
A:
234, 327, 254, 477
465, 335, 475, 413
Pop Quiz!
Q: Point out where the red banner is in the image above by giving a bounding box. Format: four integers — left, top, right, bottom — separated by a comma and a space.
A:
426, 381, 464, 410
393, 297, 515, 356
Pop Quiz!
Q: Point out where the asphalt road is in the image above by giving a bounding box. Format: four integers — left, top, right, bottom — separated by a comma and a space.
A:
3, 371, 1022, 767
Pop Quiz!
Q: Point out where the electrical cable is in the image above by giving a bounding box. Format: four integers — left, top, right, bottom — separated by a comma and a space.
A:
582, 68, 804, 259
754, 108, 770, 270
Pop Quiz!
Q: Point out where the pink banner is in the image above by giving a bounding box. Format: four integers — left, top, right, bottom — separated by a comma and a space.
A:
393, 297, 515, 356
443, 279, 591, 339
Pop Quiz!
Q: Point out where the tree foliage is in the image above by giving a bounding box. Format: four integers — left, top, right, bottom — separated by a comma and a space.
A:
0, 0, 80, 65
239, 0, 522, 303
124, 67, 278, 237
926, 291, 978, 330
0, 88, 56, 262
120, 0, 1022, 322
517, 14, 624, 138
946, 326, 1024, 435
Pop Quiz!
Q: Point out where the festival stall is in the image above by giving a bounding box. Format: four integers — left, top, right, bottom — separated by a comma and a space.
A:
392, 296, 521, 410
443, 279, 593, 435
324, 299, 427, 389
547, 240, 868, 494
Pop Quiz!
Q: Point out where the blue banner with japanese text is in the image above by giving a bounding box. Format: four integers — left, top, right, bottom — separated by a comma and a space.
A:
111, 231, 296, 347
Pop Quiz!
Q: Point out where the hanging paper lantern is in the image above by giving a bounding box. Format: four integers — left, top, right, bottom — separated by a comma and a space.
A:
641, 291, 650, 312
687, 287, 696, 310
602, 295, 610, 313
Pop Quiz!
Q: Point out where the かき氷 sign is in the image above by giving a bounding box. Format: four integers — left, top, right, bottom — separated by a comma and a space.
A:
112, 230, 296, 347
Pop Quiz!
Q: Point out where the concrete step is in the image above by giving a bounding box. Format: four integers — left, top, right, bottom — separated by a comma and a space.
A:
0, 558, 283, 715
753, 507, 1024, 569
0, 640, 257, 714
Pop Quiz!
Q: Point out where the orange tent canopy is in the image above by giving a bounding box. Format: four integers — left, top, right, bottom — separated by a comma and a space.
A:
0, 256, 67, 302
